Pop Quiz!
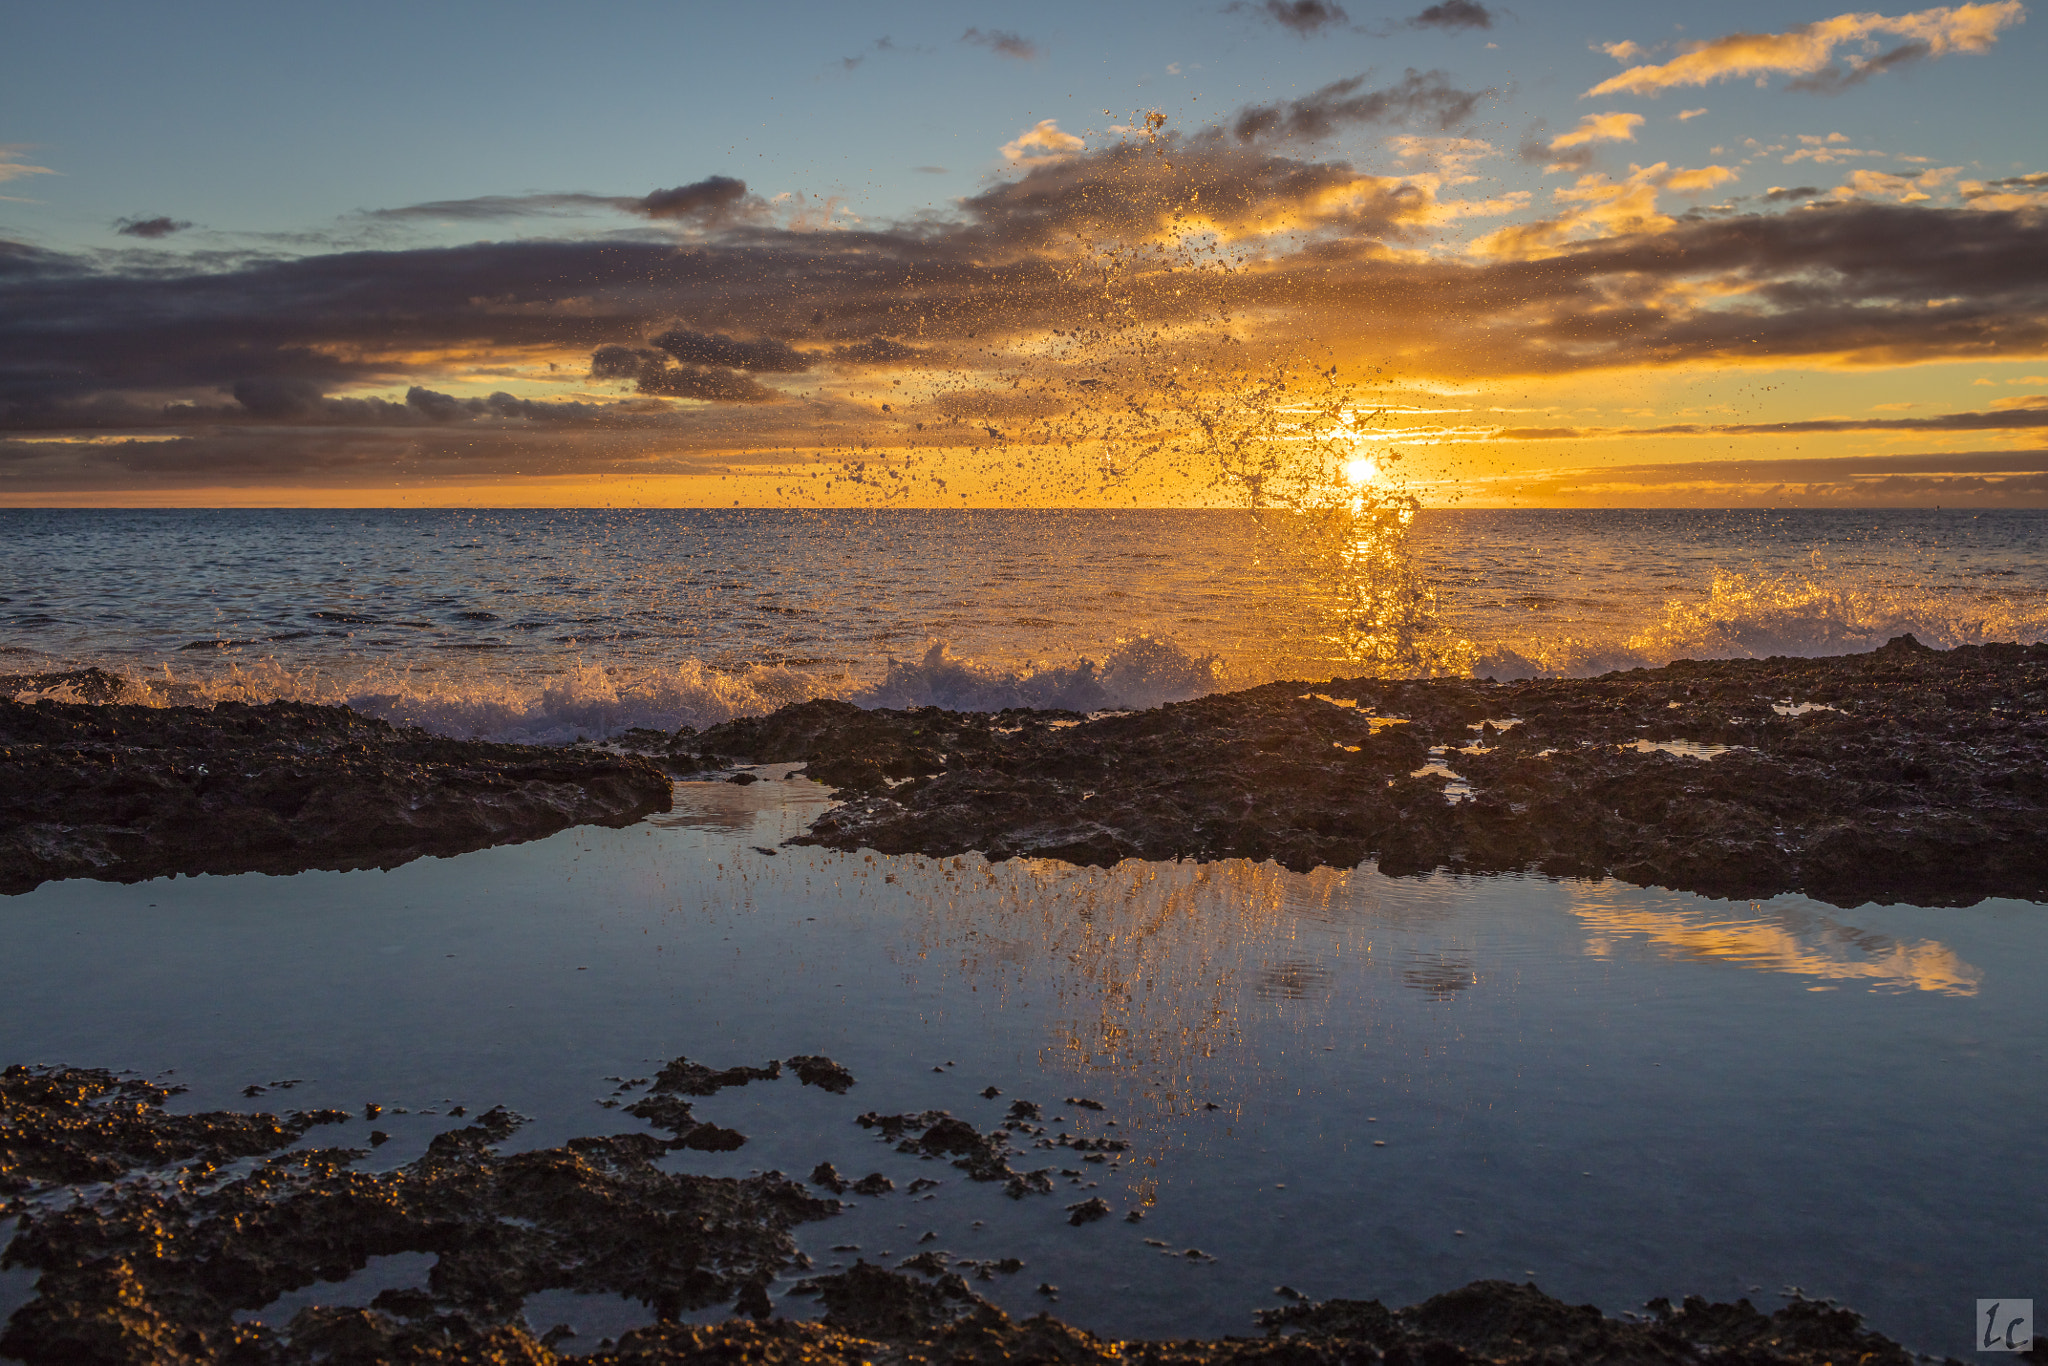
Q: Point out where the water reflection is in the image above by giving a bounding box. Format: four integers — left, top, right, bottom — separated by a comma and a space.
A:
1568, 884, 1980, 996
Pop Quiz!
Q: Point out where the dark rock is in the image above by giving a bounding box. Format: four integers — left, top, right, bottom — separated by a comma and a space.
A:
0, 1064, 838, 1365
786, 1055, 857, 1093
851, 1172, 895, 1196
649, 1055, 781, 1096
1066, 1197, 1112, 1225
693, 640, 2048, 908
0, 1069, 1939, 1366
0, 697, 673, 894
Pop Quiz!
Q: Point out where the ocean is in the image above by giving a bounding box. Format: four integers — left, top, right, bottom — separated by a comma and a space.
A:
6, 506, 2047, 740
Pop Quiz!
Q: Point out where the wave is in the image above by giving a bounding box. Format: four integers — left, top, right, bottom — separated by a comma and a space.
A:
7, 634, 1227, 745
1471, 564, 2048, 681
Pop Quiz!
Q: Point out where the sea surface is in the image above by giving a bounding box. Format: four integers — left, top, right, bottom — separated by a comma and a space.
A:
3, 507, 2045, 1356
4, 506, 2047, 741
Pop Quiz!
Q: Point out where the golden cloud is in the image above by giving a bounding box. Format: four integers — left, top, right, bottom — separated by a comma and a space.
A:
1585, 0, 2026, 97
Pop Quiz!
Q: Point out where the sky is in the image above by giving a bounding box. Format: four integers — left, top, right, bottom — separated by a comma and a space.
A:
3, 0, 2046, 508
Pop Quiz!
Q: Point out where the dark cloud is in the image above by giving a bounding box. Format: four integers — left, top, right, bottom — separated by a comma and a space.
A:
633, 365, 783, 403
1409, 1, 1492, 30
913, 166, 950, 175
1763, 186, 1822, 202
7, 125, 2048, 498
1229, 1, 1351, 35
1227, 70, 1488, 141
830, 336, 931, 365
114, 216, 194, 239
1786, 40, 1930, 93
960, 27, 1038, 59
958, 137, 1437, 247
638, 177, 751, 221
649, 327, 812, 373
1498, 450, 2048, 508
590, 343, 786, 404
842, 36, 904, 70
369, 176, 756, 226
1498, 403, 2048, 441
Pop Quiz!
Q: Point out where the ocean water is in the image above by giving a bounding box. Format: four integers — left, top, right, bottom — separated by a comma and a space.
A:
1, 775, 2042, 1355
3, 506, 2046, 742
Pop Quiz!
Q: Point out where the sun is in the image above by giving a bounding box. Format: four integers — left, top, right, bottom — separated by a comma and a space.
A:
1343, 456, 1379, 487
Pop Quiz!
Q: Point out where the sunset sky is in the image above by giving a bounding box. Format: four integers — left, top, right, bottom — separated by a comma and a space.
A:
4, 0, 2045, 507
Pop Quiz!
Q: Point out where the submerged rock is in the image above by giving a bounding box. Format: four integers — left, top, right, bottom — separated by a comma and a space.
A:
0, 696, 673, 894
0, 1063, 835, 1365
708, 639, 2048, 907
1, 1065, 1990, 1364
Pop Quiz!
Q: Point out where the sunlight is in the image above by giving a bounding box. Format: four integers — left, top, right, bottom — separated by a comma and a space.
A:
1343, 455, 1379, 487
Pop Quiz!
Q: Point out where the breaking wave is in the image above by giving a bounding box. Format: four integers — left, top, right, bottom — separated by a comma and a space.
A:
10, 634, 1226, 746
1471, 563, 2048, 681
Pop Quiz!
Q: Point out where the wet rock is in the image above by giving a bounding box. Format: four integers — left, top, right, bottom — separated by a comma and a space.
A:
1066, 1197, 1112, 1225
0, 1064, 345, 1194
0, 697, 673, 895
621, 1093, 747, 1151
793, 1261, 989, 1339
648, 1055, 780, 1096
0, 1064, 837, 1366
854, 1110, 1056, 1198
808, 1162, 850, 1194
725, 639, 2048, 907
785, 1055, 856, 1094
851, 1173, 894, 1196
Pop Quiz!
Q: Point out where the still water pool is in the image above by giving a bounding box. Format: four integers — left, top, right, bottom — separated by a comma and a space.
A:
2, 772, 2042, 1356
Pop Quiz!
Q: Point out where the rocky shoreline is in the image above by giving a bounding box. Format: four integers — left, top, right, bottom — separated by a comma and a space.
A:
6, 638, 2046, 905
2, 1060, 1991, 1366
0, 672, 672, 895
673, 636, 2048, 908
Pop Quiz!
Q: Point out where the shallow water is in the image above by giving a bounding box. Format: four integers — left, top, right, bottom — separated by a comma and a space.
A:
5, 508, 2046, 741
3, 773, 2042, 1356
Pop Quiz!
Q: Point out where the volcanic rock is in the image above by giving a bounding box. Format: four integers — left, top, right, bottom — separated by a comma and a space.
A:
0, 695, 673, 894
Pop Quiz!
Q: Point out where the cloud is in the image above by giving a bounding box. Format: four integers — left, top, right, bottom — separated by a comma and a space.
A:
1585, 1, 2027, 97
830, 336, 932, 365
114, 216, 194, 239
1665, 164, 1739, 191
1960, 170, 2048, 210
1832, 165, 1962, 202
1001, 119, 1087, 163
1409, 0, 1493, 30
648, 327, 813, 373
0, 147, 56, 200
913, 166, 950, 175
1489, 449, 2048, 507
1548, 112, 1645, 152
1764, 185, 1824, 202
961, 27, 1039, 59
1494, 403, 2048, 439
1227, 69, 1490, 141
368, 176, 758, 227
6, 122, 2048, 498
1676, 108, 1710, 121
1229, 0, 1351, 34
588, 344, 785, 403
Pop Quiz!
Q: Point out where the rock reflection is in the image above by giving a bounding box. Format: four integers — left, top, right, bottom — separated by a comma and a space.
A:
1399, 954, 1478, 1000
889, 857, 1370, 1113
1568, 887, 1980, 996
